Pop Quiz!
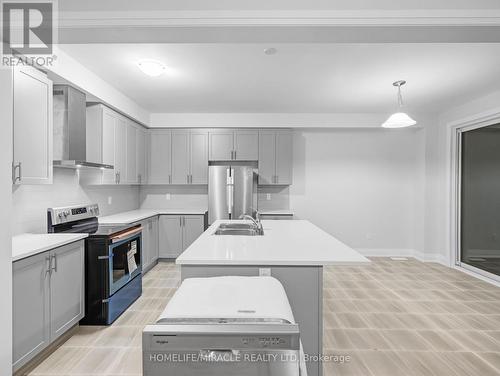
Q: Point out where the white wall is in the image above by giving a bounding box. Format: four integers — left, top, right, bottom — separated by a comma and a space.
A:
13, 169, 139, 234
290, 128, 425, 256
0, 68, 13, 376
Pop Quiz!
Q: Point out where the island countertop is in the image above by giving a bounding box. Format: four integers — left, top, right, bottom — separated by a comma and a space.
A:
176, 219, 370, 266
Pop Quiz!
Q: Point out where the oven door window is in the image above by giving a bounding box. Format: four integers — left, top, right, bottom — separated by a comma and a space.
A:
109, 234, 141, 295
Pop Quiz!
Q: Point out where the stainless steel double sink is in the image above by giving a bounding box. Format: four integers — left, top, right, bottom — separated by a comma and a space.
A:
213, 223, 264, 236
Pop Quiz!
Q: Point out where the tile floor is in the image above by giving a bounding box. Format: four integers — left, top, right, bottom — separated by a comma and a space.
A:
24, 258, 500, 376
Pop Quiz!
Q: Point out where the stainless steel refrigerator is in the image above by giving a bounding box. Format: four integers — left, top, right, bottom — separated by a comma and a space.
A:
208, 161, 258, 224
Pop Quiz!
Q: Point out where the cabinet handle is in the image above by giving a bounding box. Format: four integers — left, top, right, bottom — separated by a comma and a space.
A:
138, 174, 141, 184
169, 175, 171, 184
45, 255, 51, 276
187, 174, 189, 184
51, 254, 57, 272
230, 150, 233, 160
179, 217, 182, 227
275, 175, 278, 184
190, 174, 192, 184
12, 161, 21, 184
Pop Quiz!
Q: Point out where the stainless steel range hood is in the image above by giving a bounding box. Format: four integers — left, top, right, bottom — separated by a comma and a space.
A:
53, 85, 113, 169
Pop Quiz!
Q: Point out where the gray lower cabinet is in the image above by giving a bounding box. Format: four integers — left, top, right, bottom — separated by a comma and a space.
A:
13, 241, 85, 371
12, 252, 50, 371
140, 216, 159, 273
49, 243, 85, 340
159, 215, 204, 258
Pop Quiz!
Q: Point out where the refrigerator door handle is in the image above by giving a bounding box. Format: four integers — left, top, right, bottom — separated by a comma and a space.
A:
226, 168, 234, 218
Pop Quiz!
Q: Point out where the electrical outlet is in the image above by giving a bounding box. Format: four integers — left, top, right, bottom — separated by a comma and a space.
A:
259, 268, 271, 277
107, 196, 112, 205
266, 193, 271, 201
165, 193, 171, 200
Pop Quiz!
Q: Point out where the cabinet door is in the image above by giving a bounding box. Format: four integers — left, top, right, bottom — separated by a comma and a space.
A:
101, 107, 116, 184
190, 130, 208, 184
13, 66, 53, 185
182, 215, 205, 250
209, 130, 234, 160
140, 220, 150, 272
150, 216, 159, 263
258, 131, 276, 185
114, 116, 127, 184
13, 252, 50, 370
159, 216, 183, 258
275, 130, 293, 185
234, 130, 258, 160
148, 130, 172, 184
137, 127, 146, 184
49, 242, 85, 341
171, 130, 190, 184
126, 122, 137, 184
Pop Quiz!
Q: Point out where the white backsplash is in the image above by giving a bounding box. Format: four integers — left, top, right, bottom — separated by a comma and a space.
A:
257, 186, 290, 211
139, 185, 208, 210
12, 169, 139, 235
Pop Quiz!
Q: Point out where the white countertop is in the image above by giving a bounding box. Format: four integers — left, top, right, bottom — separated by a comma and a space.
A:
98, 208, 207, 225
12, 233, 88, 262
259, 210, 294, 216
176, 220, 370, 266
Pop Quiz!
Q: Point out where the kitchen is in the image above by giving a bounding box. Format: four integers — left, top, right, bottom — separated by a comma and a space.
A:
3, 1, 500, 376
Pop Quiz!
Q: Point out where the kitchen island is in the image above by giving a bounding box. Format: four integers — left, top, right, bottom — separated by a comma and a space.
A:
176, 219, 369, 376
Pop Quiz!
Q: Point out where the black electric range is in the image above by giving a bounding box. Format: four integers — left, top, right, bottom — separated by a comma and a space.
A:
48, 204, 142, 325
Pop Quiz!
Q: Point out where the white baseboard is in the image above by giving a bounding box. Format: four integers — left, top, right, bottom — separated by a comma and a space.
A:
356, 248, 449, 266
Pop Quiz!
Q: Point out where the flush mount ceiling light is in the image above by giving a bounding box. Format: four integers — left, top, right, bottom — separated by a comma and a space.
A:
381, 80, 417, 129
137, 59, 166, 77
264, 47, 277, 55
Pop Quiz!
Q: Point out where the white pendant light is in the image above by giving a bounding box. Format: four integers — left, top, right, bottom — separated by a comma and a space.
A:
381, 80, 417, 128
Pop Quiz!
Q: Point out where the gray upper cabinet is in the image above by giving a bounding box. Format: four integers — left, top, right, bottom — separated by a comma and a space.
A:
151, 129, 208, 185
136, 127, 147, 184
233, 130, 258, 160
49, 242, 85, 340
258, 131, 275, 185
209, 129, 258, 161
190, 130, 209, 184
258, 129, 293, 185
12, 66, 53, 185
126, 121, 137, 184
114, 116, 127, 184
148, 130, 172, 184
13, 252, 51, 370
86, 104, 147, 186
86, 104, 117, 184
209, 130, 234, 160
275, 130, 293, 185
13, 241, 85, 372
171, 131, 190, 184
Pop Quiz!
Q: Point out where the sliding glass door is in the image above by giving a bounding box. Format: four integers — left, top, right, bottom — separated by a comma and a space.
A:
459, 124, 500, 278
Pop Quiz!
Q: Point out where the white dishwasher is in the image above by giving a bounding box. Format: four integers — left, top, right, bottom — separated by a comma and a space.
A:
143, 276, 307, 376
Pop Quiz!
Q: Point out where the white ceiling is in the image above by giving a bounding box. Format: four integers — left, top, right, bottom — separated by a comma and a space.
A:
60, 43, 500, 114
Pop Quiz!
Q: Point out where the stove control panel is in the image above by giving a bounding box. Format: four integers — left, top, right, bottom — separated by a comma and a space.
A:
48, 204, 99, 225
